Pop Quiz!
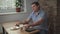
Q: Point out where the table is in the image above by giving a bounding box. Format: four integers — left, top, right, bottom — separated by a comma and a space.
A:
2, 21, 40, 34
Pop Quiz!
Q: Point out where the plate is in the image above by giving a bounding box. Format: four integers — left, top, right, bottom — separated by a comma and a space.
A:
10, 26, 20, 30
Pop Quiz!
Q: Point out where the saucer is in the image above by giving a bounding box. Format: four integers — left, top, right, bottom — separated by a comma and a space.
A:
10, 26, 20, 30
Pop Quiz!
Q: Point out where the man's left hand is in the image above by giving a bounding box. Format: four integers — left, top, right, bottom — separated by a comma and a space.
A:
23, 24, 30, 29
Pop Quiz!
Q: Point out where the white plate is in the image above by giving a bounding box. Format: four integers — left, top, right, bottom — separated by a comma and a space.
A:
10, 26, 20, 30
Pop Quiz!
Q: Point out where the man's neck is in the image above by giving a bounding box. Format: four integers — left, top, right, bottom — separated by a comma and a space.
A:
35, 8, 40, 12
34, 9, 40, 13
34, 10, 40, 16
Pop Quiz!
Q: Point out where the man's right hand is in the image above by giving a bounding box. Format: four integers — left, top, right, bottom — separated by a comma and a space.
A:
15, 21, 22, 26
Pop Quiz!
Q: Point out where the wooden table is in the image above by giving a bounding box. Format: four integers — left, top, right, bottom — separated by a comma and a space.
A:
2, 21, 40, 34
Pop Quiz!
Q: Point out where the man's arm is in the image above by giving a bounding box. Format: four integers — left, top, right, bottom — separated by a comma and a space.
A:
22, 18, 32, 24
15, 18, 32, 26
16, 12, 33, 26
29, 18, 44, 27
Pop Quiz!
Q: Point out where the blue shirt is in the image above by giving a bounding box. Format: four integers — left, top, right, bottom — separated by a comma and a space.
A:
28, 9, 48, 31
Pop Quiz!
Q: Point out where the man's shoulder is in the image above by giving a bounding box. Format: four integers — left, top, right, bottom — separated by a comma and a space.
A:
39, 9, 45, 14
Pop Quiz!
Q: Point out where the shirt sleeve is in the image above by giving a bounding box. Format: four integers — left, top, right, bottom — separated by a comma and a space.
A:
38, 12, 47, 20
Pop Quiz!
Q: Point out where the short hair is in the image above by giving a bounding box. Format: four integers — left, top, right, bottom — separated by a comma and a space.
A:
31, 2, 40, 6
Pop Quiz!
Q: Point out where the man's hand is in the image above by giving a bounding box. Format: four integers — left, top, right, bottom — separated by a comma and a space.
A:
15, 21, 22, 26
23, 24, 30, 29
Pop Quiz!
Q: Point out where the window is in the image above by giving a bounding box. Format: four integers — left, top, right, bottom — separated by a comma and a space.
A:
0, 0, 25, 15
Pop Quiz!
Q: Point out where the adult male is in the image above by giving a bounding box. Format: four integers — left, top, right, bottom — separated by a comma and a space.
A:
16, 2, 48, 34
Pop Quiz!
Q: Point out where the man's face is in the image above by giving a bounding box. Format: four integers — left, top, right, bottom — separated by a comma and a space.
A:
32, 4, 39, 12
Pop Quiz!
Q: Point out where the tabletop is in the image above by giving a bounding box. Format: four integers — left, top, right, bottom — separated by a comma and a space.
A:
2, 21, 40, 34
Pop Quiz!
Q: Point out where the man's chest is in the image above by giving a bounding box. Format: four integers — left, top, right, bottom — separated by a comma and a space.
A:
31, 14, 41, 22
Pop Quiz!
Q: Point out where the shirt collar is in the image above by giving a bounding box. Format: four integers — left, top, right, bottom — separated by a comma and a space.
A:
33, 9, 41, 15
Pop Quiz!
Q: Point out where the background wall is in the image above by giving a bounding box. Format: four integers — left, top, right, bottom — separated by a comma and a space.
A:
0, 0, 38, 33
57, 0, 60, 34
39, 0, 57, 34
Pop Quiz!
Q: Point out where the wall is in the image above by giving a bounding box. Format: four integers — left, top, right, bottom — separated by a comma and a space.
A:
56, 0, 60, 34
39, 0, 57, 34
0, 0, 38, 33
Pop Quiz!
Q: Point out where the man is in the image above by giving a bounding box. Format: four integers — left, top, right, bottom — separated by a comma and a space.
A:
16, 2, 48, 34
